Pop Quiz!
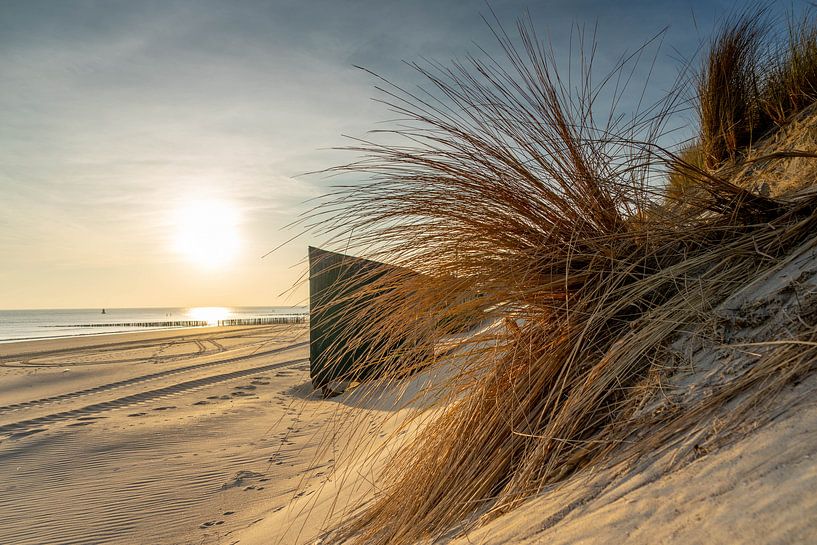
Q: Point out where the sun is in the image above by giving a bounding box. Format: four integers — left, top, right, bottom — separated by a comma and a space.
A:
173, 200, 241, 269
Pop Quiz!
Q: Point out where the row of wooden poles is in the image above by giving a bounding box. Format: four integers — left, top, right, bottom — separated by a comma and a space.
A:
60, 316, 308, 328
217, 316, 307, 326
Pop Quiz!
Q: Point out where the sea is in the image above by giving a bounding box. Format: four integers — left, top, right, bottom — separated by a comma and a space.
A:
0, 306, 308, 343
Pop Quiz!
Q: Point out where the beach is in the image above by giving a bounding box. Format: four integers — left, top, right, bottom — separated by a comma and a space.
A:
4, 321, 817, 545
0, 316, 449, 545
8, 2, 817, 544
0, 307, 307, 343
0, 324, 339, 545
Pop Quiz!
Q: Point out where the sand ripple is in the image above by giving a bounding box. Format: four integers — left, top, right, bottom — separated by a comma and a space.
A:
0, 325, 316, 545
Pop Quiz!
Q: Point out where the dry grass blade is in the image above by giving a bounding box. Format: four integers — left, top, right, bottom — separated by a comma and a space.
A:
763, 10, 817, 125
300, 8, 817, 545
698, 9, 769, 169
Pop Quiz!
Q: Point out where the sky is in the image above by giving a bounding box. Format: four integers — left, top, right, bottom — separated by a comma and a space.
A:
0, 0, 793, 309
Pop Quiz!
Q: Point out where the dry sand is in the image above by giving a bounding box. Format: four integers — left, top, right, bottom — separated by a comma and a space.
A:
0, 325, 331, 544
0, 324, 428, 545
446, 393, 817, 545
4, 286, 817, 545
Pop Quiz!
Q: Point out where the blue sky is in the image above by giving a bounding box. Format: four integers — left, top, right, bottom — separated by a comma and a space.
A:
0, 0, 792, 308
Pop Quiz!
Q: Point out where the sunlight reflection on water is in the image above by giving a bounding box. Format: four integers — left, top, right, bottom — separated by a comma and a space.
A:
185, 306, 231, 325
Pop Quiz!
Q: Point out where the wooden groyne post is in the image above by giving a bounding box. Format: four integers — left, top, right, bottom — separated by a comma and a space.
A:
59, 316, 307, 329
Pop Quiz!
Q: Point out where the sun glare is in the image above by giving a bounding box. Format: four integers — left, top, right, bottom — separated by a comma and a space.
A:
187, 306, 231, 325
174, 200, 241, 269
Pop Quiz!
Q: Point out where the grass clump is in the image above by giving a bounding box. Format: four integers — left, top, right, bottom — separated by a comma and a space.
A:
698, 10, 768, 169
666, 142, 705, 200
308, 9, 817, 545
699, 8, 817, 170
763, 13, 817, 126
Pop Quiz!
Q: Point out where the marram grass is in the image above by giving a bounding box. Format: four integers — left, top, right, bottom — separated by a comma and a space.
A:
305, 10, 817, 544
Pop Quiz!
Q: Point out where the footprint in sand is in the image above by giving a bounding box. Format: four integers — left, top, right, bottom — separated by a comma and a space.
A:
234, 385, 256, 391
127, 412, 147, 417
153, 406, 176, 411
193, 400, 209, 406
220, 470, 264, 490
10, 428, 46, 439
199, 520, 225, 528
223, 511, 235, 516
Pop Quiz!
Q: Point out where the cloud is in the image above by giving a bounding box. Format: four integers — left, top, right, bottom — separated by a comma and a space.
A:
0, 0, 793, 307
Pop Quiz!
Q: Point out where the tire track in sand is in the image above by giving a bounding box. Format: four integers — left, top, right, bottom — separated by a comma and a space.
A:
0, 354, 308, 436
0, 341, 307, 415
0, 325, 295, 367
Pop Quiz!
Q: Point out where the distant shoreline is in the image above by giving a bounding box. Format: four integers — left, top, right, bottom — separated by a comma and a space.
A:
0, 323, 227, 345
0, 306, 308, 344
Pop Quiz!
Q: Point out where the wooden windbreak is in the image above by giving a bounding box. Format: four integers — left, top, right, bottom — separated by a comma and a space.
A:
308, 246, 423, 389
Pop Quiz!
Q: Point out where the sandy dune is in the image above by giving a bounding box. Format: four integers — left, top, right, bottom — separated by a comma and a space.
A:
447, 394, 817, 545
0, 325, 342, 545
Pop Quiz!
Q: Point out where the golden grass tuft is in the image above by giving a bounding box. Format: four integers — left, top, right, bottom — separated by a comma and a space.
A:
698, 10, 769, 169
762, 12, 817, 126
306, 9, 817, 545
699, 8, 817, 170
666, 142, 705, 200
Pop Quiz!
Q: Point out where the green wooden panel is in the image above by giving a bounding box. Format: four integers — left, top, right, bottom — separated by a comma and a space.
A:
309, 247, 413, 389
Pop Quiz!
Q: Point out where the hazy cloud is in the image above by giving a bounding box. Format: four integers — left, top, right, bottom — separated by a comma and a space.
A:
0, 0, 794, 307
